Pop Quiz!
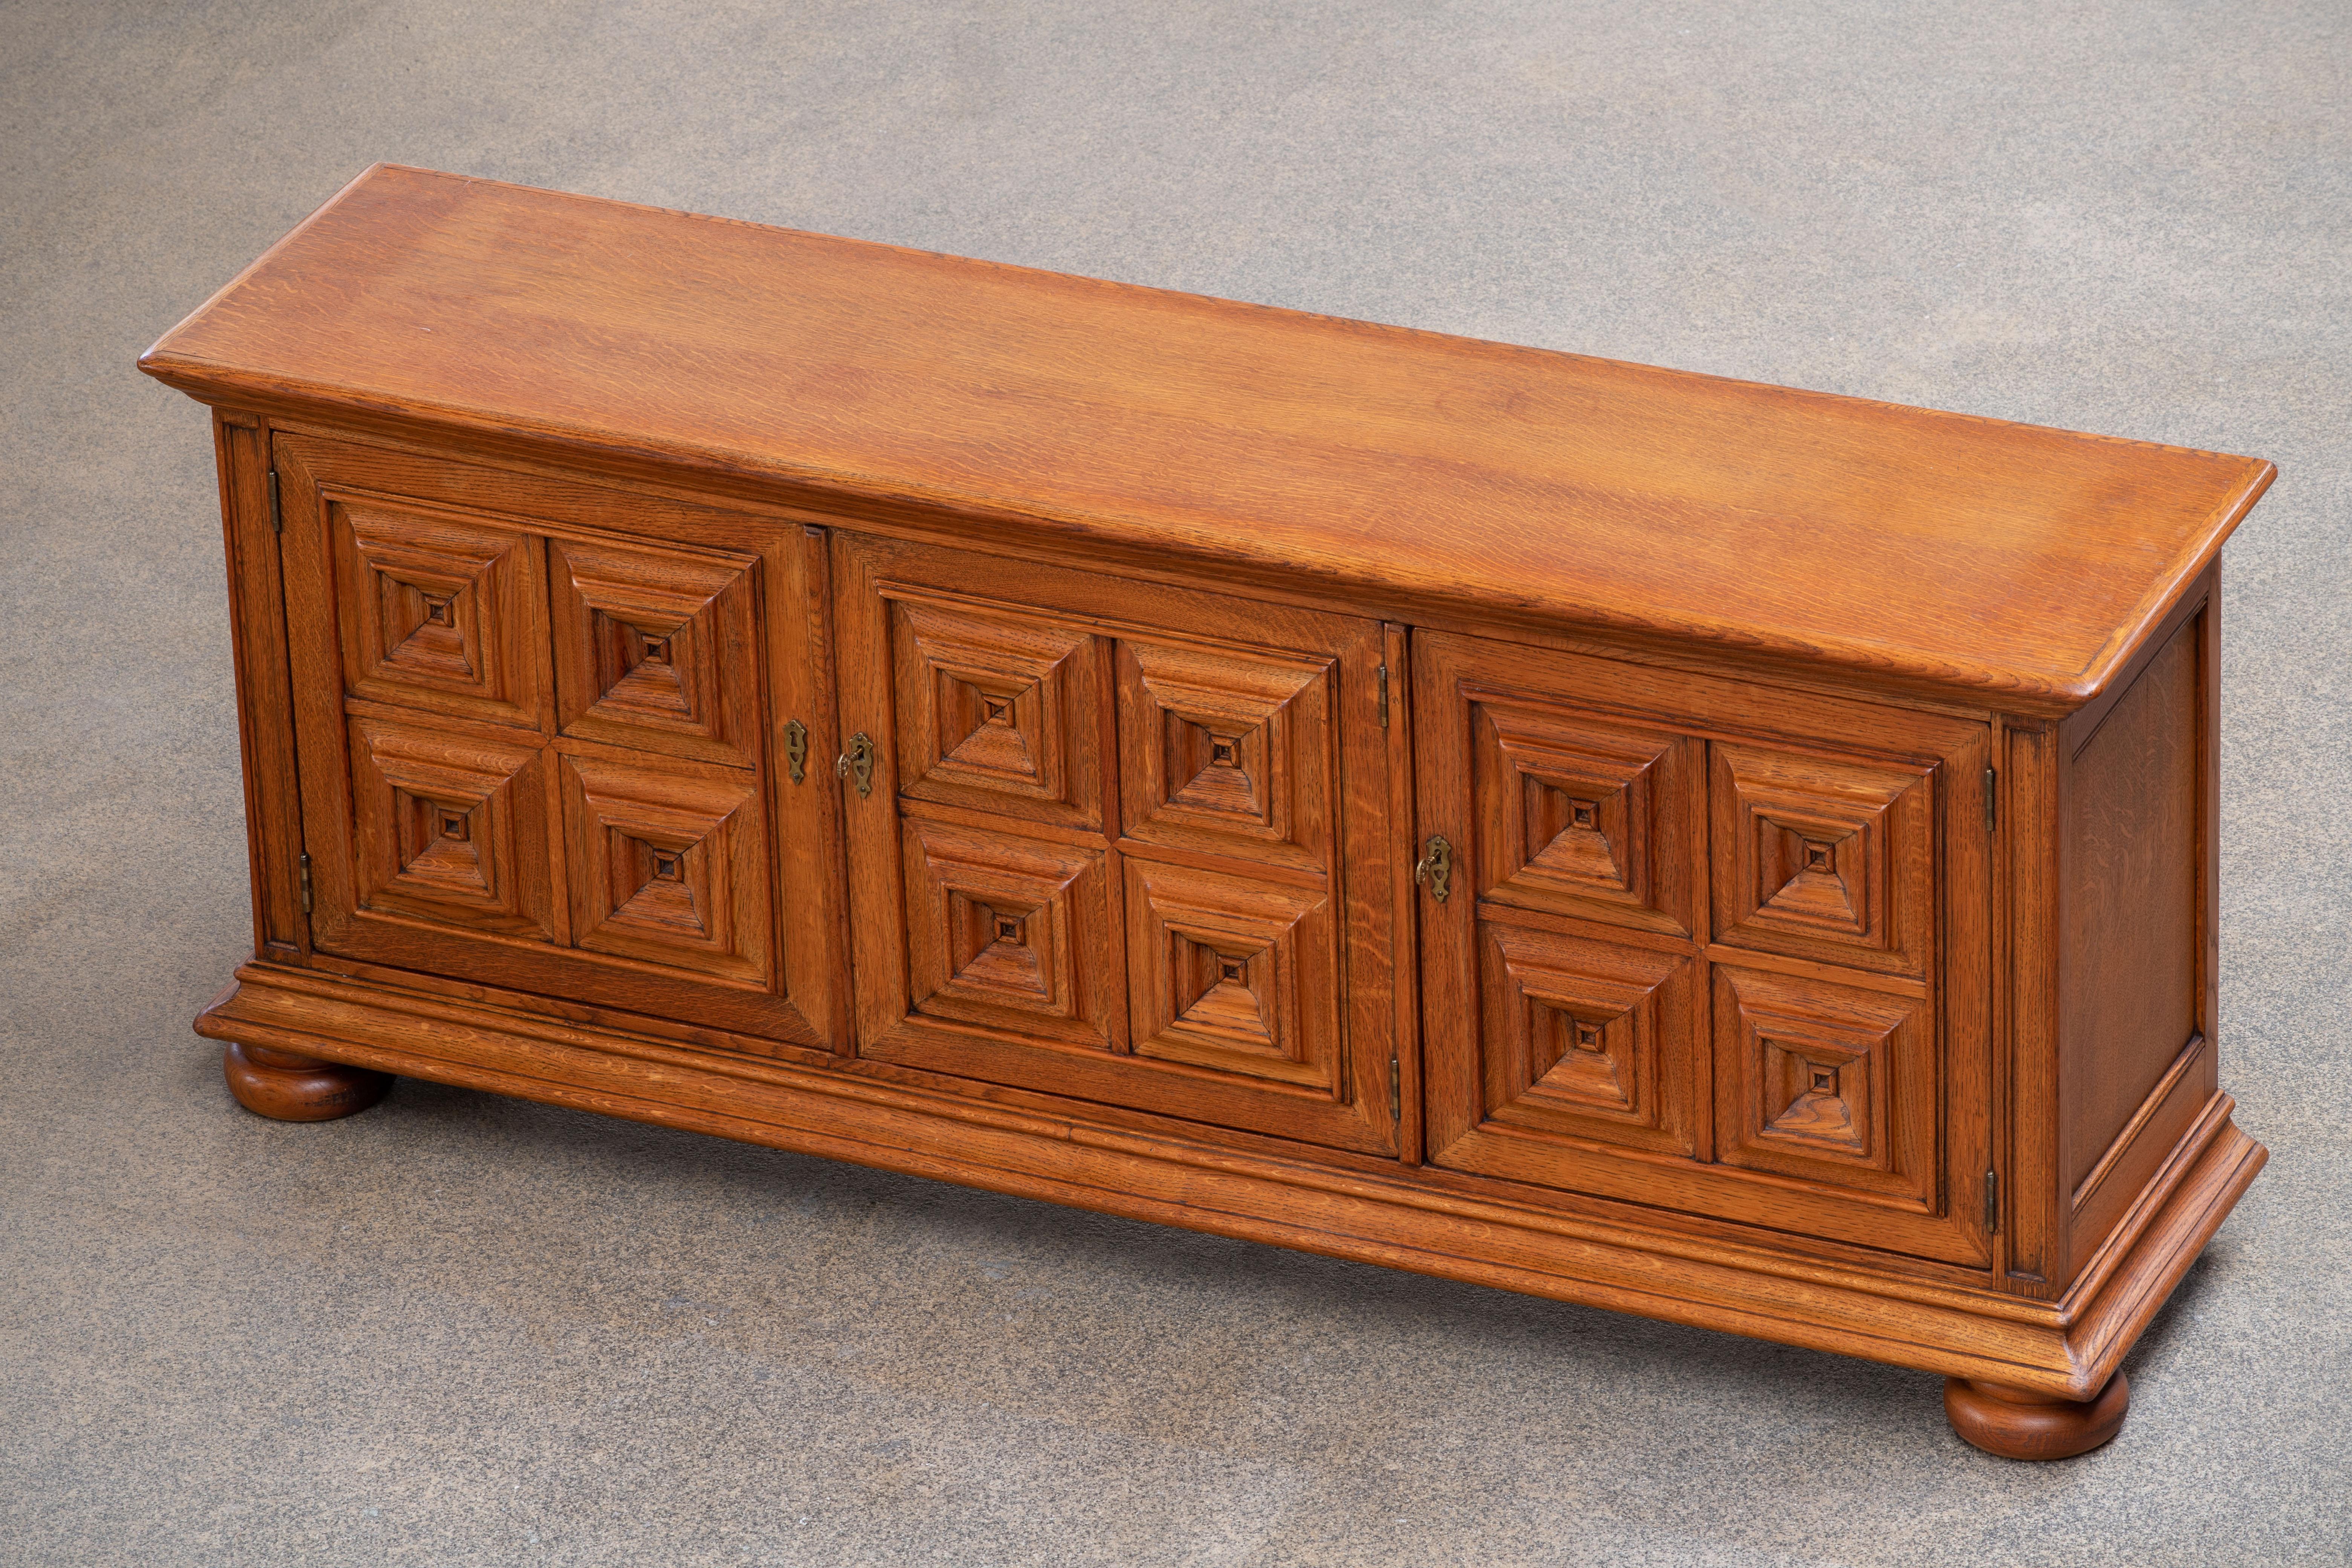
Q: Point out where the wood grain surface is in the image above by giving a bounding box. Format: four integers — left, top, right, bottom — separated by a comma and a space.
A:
141, 164, 2274, 717
149, 166, 2276, 1458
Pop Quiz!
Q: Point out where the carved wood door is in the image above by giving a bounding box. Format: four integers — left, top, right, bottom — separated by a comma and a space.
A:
274, 434, 848, 1050
833, 534, 1401, 1154
1413, 632, 1993, 1264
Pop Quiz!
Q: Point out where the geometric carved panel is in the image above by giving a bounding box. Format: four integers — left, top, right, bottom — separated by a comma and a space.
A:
550, 537, 760, 769
1471, 920, 1697, 1159
1713, 964, 1934, 1210
560, 750, 771, 987
888, 595, 1103, 829
1710, 744, 1934, 975
332, 498, 545, 729
902, 818, 1113, 1049
1471, 701, 1699, 938
1115, 639, 1334, 873
346, 715, 558, 942
1122, 857, 1338, 1091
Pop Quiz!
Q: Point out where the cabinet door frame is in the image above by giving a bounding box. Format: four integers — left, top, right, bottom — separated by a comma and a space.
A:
1413, 630, 1994, 1266
833, 531, 1400, 1155
275, 430, 849, 1050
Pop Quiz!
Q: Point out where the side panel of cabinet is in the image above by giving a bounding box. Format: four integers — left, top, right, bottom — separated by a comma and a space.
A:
1414, 630, 1992, 1266
2056, 581, 2220, 1279
274, 432, 848, 1051
833, 532, 1398, 1155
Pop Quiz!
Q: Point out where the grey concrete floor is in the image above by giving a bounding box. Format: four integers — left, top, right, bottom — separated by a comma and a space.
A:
4, 2, 2348, 1563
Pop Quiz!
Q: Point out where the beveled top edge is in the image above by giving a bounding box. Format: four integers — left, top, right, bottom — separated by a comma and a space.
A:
141, 164, 2277, 716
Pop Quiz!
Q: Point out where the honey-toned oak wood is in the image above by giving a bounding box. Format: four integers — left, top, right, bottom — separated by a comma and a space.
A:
144, 166, 2275, 1459
1945, 1373, 2130, 1461
222, 1039, 391, 1121
194, 961, 2265, 1406
141, 166, 2274, 717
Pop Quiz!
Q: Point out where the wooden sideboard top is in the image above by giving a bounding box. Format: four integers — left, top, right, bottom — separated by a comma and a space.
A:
141, 164, 2272, 715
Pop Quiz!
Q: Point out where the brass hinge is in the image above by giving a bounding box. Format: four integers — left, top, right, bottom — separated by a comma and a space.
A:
298, 852, 313, 914
1984, 765, 1997, 833
782, 718, 808, 783
1388, 1054, 1401, 1123
1377, 664, 1390, 728
267, 468, 282, 534
1985, 1169, 2000, 1234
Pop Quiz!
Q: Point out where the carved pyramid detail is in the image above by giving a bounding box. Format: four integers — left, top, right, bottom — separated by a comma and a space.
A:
1118, 637, 1330, 868
1526, 999, 1634, 1112
1479, 921, 1698, 1149
1754, 820, 1867, 937
349, 715, 557, 943
552, 536, 757, 767
1476, 704, 1694, 937
949, 899, 1052, 1005
905, 818, 1108, 1045
939, 676, 1045, 786
392, 792, 491, 901
1164, 725, 1264, 821
593, 617, 698, 720
1170, 943, 1276, 1052
1124, 857, 1337, 1090
608, 835, 711, 942
383, 580, 483, 682
892, 596, 1096, 822
562, 751, 769, 985
1764, 1050, 1862, 1153
1522, 782, 1626, 890
336, 499, 540, 726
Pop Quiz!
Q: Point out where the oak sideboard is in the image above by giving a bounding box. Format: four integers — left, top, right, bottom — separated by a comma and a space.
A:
142, 164, 2273, 1461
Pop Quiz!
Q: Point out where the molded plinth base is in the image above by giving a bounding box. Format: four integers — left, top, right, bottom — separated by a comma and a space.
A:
1944, 1372, 2130, 1460
223, 1040, 391, 1121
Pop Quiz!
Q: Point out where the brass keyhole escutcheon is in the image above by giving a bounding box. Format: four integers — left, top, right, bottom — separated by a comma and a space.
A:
783, 718, 809, 783
838, 732, 877, 797
1413, 834, 1454, 902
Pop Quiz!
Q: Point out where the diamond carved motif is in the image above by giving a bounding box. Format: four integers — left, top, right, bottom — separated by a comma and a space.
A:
1124, 858, 1337, 1090
1758, 823, 1867, 936
1711, 743, 1932, 974
944, 891, 1060, 1012
1116, 639, 1333, 871
1477, 921, 1694, 1151
889, 596, 1102, 828
347, 715, 557, 942
1526, 998, 1637, 1116
560, 750, 770, 986
902, 818, 1112, 1047
551, 537, 758, 767
1758, 1047, 1869, 1157
1472, 702, 1697, 937
1713, 964, 1932, 1207
334, 499, 544, 728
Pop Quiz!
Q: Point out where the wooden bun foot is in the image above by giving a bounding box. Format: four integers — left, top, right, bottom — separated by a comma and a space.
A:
223, 1040, 390, 1122
1944, 1372, 2129, 1460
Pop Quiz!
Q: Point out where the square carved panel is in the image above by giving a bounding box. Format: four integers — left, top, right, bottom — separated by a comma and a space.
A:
1713, 964, 1934, 1209
1710, 744, 1934, 975
1470, 701, 1700, 937
1115, 639, 1334, 873
888, 595, 1105, 829
332, 498, 546, 729
560, 750, 772, 987
902, 818, 1115, 1048
1470, 919, 1698, 1158
1123, 858, 1338, 1091
347, 715, 558, 942
550, 537, 760, 768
